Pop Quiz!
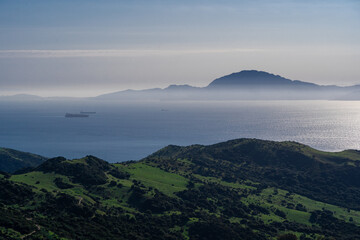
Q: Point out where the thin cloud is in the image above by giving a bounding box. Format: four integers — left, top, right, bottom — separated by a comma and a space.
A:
0, 49, 265, 58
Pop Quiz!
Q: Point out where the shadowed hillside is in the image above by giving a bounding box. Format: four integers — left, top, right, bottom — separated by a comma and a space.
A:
0, 148, 47, 173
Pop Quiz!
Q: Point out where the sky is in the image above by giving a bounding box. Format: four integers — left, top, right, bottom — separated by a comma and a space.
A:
0, 0, 359, 97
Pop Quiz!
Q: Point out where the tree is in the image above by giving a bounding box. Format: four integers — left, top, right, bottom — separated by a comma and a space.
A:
277, 233, 297, 240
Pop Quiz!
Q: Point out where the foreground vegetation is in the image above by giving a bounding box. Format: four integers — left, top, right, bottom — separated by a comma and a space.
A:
1, 139, 360, 239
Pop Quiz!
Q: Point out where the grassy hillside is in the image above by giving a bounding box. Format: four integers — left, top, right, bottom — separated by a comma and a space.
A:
0, 147, 47, 173
147, 139, 360, 209
1, 139, 360, 239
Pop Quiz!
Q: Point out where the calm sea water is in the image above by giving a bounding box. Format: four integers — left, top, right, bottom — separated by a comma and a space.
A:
0, 100, 359, 162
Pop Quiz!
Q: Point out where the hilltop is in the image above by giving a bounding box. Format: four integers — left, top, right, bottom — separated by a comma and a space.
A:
0, 147, 47, 173
147, 139, 360, 209
207, 70, 319, 89
2, 139, 360, 239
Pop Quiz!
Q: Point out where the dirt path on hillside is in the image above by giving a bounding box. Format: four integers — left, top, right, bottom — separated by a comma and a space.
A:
78, 196, 83, 205
20, 224, 41, 239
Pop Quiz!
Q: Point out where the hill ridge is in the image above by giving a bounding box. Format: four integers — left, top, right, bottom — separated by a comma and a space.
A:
0, 147, 47, 173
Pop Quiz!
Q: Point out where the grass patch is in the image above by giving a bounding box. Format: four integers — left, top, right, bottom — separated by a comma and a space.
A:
245, 187, 360, 226
118, 162, 188, 197
63, 158, 88, 165
193, 174, 257, 190
10, 172, 70, 192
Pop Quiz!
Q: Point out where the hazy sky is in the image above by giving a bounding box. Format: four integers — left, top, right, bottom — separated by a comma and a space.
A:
0, 0, 359, 96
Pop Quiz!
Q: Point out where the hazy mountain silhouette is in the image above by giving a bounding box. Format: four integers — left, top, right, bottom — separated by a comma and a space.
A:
1, 70, 359, 100
0, 94, 43, 101
96, 70, 360, 100
207, 70, 320, 89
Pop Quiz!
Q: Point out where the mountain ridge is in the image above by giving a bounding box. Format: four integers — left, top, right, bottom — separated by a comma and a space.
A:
2, 70, 360, 100
96, 70, 360, 100
0, 147, 47, 173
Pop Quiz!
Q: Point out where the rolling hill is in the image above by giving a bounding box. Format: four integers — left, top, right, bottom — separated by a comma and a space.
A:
1, 139, 360, 239
0, 147, 47, 173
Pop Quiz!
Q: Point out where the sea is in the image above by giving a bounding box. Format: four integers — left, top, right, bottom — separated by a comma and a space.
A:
0, 100, 359, 163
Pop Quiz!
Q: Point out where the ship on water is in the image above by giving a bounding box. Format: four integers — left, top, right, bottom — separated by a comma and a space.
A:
65, 113, 89, 118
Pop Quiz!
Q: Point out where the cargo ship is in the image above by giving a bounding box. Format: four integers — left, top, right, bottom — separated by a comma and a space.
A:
65, 113, 89, 118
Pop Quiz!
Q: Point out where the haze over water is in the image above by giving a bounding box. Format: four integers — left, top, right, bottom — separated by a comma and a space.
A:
1, 100, 359, 162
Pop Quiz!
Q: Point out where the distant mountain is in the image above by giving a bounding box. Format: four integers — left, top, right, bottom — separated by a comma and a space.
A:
2, 70, 360, 100
95, 88, 163, 100
336, 88, 360, 100
165, 84, 201, 91
207, 70, 320, 89
0, 147, 47, 173
0, 94, 43, 101
95, 70, 360, 100
2, 139, 360, 239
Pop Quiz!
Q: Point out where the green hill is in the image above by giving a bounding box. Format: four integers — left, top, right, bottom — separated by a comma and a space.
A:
146, 139, 360, 209
1, 139, 360, 239
0, 147, 47, 173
